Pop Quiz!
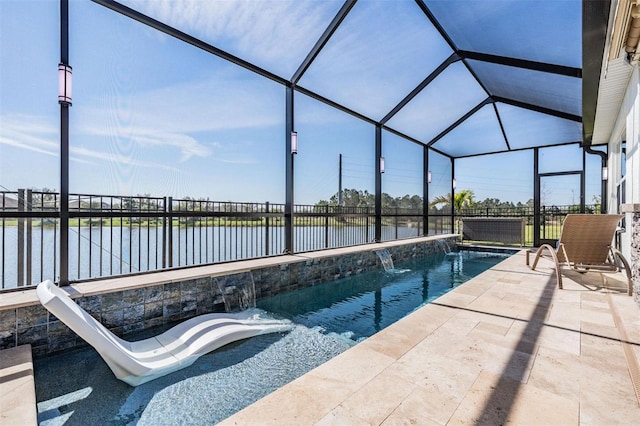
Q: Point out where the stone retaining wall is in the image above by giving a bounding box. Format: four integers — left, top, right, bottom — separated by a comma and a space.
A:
0, 237, 457, 357
622, 204, 640, 306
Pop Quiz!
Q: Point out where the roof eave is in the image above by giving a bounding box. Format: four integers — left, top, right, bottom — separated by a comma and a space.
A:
582, 0, 613, 146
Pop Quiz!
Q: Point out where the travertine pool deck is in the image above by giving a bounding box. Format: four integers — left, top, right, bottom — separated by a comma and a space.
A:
0, 345, 36, 425
221, 250, 640, 425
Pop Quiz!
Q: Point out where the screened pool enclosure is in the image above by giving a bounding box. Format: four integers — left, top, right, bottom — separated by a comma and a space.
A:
0, 0, 604, 288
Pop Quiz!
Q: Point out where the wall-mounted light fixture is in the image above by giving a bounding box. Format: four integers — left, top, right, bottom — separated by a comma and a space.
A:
427, 170, 432, 183
452, 178, 457, 189
379, 156, 385, 174
602, 166, 608, 181
58, 63, 72, 106
291, 131, 298, 155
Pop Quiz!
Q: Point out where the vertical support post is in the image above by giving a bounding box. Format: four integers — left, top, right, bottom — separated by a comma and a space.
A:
285, 85, 295, 253
26, 190, 32, 285
17, 189, 25, 286
602, 160, 608, 213
533, 148, 541, 247
59, 0, 70, 286
162, 196, 167, 268
423, 147, 429, 235
601, 150, 608, 213
451, 159, 455, 234
375, 125, 382, 242
580, 149, 586, 213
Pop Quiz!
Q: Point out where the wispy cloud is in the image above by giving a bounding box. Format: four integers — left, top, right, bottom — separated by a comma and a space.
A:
1, 69, 279, 170
71, 145, 181, 172
0, 114, 58, 157
0, 113, 179, 171
73, 69, 282, 163
79, 125, 213, 163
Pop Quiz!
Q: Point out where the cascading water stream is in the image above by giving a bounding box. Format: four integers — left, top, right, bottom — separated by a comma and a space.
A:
436, 239, 457, 256
374, 249, 410, 274
214, 271, 257, 312
374, 249, 395, 272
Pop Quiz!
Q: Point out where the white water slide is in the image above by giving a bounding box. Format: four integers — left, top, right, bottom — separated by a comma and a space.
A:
36, 280, 291, 386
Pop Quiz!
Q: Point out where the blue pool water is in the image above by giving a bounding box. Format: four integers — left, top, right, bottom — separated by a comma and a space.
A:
258, 250, 505, 341
35, 250, 510, 425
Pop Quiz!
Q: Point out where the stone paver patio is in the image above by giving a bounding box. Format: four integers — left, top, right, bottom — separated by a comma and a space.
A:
220, 250, 640, 425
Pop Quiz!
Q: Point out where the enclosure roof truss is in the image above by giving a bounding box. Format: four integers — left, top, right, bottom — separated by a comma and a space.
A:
95, 0, 585, 159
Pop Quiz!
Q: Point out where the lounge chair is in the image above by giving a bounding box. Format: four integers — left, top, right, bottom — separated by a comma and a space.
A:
529, 214, 632, 295
36, 280, 292, 386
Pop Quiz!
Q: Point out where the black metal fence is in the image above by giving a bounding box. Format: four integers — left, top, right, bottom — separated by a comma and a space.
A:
2, 189, 600, 290
293, 204, 376, 252
456, 204, 600, 245
1, 191, 450, 290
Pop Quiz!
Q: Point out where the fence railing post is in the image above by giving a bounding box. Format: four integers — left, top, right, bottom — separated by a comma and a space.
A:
325, 204, 329, 249
542, 205, 546, 241
26, 190, 32, 286
395, 207, 398, 240
265, 202, 270, 256
167, 197, 173, 268
366, 210, 370, 242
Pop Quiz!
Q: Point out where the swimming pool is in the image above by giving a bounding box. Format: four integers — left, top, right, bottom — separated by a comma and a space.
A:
35, 250, 511, 425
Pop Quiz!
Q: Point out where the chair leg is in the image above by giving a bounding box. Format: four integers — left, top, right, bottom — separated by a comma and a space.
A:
530, 244, 563, 289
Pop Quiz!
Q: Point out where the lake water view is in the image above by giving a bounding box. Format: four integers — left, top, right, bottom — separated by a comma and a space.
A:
1, 224, 423, 289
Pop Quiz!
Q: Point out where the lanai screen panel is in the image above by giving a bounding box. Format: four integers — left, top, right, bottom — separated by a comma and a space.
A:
71, 1, 286, 200
456, 150, 533, 204
467, 60, 582, 117
298, 0, 453, 121
385, 61, 487, 144
119, 0, 344, 79
294, 92, 375, 205
0, 0, 60, 191
425, 0, 582, 68
497, 104, 582, 150
111, 0, 583, 159
539, 144, 584, 174
381, 130, 423, 205
431, 105, 507, 158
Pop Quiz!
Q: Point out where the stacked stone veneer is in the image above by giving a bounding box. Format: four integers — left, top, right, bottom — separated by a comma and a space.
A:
622, 204, 640, 306
0, 237, 457, 357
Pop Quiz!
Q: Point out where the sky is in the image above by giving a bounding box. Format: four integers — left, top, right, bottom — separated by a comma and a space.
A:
0, 0, 594, 206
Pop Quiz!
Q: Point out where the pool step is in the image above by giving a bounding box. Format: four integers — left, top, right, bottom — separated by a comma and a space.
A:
0, 344, 37, 425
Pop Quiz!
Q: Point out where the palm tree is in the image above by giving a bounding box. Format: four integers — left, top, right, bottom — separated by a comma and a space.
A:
430, 189, 475, 235
430, 189, 475, 211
